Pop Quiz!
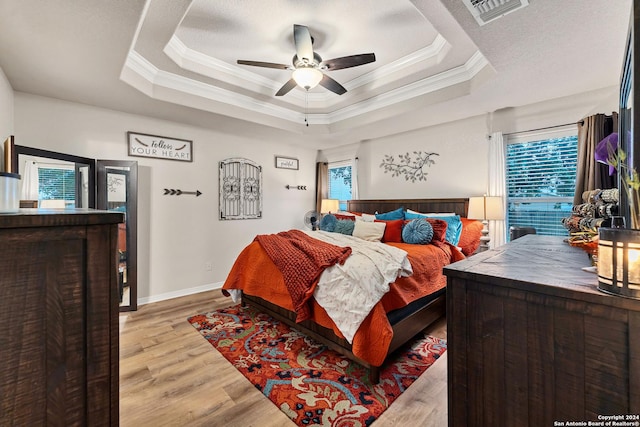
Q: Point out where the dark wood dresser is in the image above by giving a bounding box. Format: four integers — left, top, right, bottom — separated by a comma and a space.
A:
0, 209, 123, 426
444, 235, 640, 426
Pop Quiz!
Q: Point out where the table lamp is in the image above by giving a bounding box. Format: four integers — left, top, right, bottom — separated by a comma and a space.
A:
468, 195, 504, 251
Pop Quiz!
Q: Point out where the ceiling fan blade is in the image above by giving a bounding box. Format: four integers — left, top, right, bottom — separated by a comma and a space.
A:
293, 24, 314, 63
275, 78, 297, 96
319, 74, 347, 95
321, 53, 376, 70
237, 60, 290, 70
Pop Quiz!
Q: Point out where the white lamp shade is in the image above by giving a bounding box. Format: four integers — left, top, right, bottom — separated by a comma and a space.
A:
320, 198, 340, 214
468, 196, 504, 220
292, 67, 323, 90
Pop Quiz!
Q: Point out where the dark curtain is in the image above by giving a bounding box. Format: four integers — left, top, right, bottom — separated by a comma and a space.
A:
573, 112, 618, 206
315, 162, 328, 213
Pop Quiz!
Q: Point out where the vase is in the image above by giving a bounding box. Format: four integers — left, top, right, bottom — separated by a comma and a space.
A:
597, 227, 640, 299
0, 172, 21, 213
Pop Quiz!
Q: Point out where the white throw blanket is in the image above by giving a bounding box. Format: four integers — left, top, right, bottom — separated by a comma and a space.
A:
305, 230, 412, 343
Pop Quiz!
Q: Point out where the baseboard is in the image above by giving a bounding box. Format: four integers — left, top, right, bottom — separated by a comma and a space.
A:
137, 282, 223, 306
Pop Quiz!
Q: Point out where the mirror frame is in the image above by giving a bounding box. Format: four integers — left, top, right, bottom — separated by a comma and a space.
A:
97, 160, 138, 312
14, 145, 96, 208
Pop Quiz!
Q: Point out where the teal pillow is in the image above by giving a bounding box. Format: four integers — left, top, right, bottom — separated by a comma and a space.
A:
402, 218, 434, 244
404, 212, 463, 245
333, 219, 355, 235
319, 213, 337, 232
375, 207, 405, 221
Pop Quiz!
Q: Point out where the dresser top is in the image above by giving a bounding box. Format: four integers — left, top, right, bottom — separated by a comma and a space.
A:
0, 208, 124, 228
444, 234, 640, 311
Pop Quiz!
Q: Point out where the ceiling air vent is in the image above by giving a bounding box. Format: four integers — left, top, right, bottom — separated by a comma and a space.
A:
462, 0, 529, 26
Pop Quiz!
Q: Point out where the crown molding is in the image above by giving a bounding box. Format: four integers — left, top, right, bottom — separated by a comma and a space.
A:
121, 47, 489, 129
323, 50, 490, 123
121, 50, 305, 124
164, 33, 450, 106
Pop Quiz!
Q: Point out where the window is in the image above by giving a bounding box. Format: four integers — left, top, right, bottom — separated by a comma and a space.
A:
38, 166, 76, 204
506, 128, 578, 237
328, 161, 353, 211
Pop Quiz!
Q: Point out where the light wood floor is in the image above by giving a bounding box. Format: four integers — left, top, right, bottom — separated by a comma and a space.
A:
119, 290, 448, 427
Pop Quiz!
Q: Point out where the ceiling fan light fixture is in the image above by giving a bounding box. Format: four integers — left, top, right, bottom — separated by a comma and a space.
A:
292, 67, 323, 90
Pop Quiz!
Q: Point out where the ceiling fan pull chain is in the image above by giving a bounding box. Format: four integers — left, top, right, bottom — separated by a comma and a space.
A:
305, 92, 309, 127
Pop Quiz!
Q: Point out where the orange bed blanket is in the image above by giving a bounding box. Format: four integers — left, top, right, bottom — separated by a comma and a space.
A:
254, 230, 351, 322
222, 237, 464, 367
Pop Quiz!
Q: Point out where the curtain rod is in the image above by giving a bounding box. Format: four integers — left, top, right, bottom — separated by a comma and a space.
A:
502, 122, 579, 137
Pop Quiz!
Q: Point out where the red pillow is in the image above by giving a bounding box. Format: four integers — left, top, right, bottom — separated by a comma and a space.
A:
375, 219, 404, 243
335, 213, 356, 221
458, 218, 483, 255
424, 218, 448, 247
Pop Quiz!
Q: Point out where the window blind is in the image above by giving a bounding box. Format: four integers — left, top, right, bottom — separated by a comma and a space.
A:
38, 167, 76, 201
506, 135, 578, 237
328, 161, 353, 211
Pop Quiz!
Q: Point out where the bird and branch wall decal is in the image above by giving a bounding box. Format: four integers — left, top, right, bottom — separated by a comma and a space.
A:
380, 151, 439, 182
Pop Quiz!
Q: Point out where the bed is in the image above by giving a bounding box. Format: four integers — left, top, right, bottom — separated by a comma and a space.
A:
222, 198, 481, 382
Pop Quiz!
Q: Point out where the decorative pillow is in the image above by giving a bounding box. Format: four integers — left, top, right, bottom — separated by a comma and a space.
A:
414, 218, 447, 247
358, 213, 377, 222
375, 219, 404, 243
319, 213, 337, 232
335, 212, 356, 221
334, 219, 355, 235
352, 220, 386, 241
402, 218, 434, 244
375, 207, 405, 221
404, 211, 463, 245
406, 209, 455, 216
458, 218, 484, 255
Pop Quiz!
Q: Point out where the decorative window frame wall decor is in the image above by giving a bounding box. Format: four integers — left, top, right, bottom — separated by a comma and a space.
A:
127, 131, 193, 162
219, 157, 262, 220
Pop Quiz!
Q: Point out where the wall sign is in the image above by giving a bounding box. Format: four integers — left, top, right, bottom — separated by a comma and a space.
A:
275, 156, 299, 170
127, 131, 193, 162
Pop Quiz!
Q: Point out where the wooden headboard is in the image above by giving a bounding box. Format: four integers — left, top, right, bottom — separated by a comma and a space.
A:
347, 198, 469, 217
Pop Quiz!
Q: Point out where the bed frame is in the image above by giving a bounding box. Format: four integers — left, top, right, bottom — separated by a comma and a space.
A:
242, 198, 469, 383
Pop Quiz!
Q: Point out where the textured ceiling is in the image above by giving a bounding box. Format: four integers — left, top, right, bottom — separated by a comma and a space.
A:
0, 0, 632, 149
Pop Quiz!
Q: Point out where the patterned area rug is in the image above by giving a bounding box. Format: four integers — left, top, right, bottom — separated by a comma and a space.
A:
188, 305, 446, 426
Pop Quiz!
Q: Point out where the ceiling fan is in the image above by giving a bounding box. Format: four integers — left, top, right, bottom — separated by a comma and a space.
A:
237, 24, 376, 96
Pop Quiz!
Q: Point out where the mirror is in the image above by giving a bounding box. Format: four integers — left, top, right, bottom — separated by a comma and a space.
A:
98, 160, 138, 312
13, 146, 139, 312
14, 145, 95, 208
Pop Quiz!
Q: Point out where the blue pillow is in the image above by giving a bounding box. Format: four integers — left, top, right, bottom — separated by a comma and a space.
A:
319, 213, 337, 232
375, 207, 405, 221
333, 219, 355, 235
402, 218, 434, 244
404, 212, 463, 245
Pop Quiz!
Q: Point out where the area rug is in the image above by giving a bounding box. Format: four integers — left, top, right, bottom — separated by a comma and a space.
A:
188, 305, 446, 426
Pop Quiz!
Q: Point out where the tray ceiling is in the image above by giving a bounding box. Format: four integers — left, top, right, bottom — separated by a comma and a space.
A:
121, 0, 493, 135
0, 0, 632, 148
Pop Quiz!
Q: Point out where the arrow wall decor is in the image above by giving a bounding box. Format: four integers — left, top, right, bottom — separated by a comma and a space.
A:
163, 188, 202, 197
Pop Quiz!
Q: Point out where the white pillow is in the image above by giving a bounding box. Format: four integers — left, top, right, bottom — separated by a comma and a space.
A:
356, 213, 377, 222
406, 209, 456, 216
352, 221, 386, 241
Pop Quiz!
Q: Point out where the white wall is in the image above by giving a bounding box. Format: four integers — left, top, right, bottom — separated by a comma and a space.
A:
0, 66, 14, 165
358, 114, 488, 199
12, 85, 618, 303
343, 86, 619, 201
14, 92, 318, 303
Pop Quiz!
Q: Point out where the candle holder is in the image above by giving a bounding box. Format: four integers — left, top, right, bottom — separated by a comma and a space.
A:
597, 227, 640, 299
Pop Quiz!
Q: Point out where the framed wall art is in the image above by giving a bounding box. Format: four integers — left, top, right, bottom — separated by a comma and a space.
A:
275, 156, 299, 170
127, 131, 193, 162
